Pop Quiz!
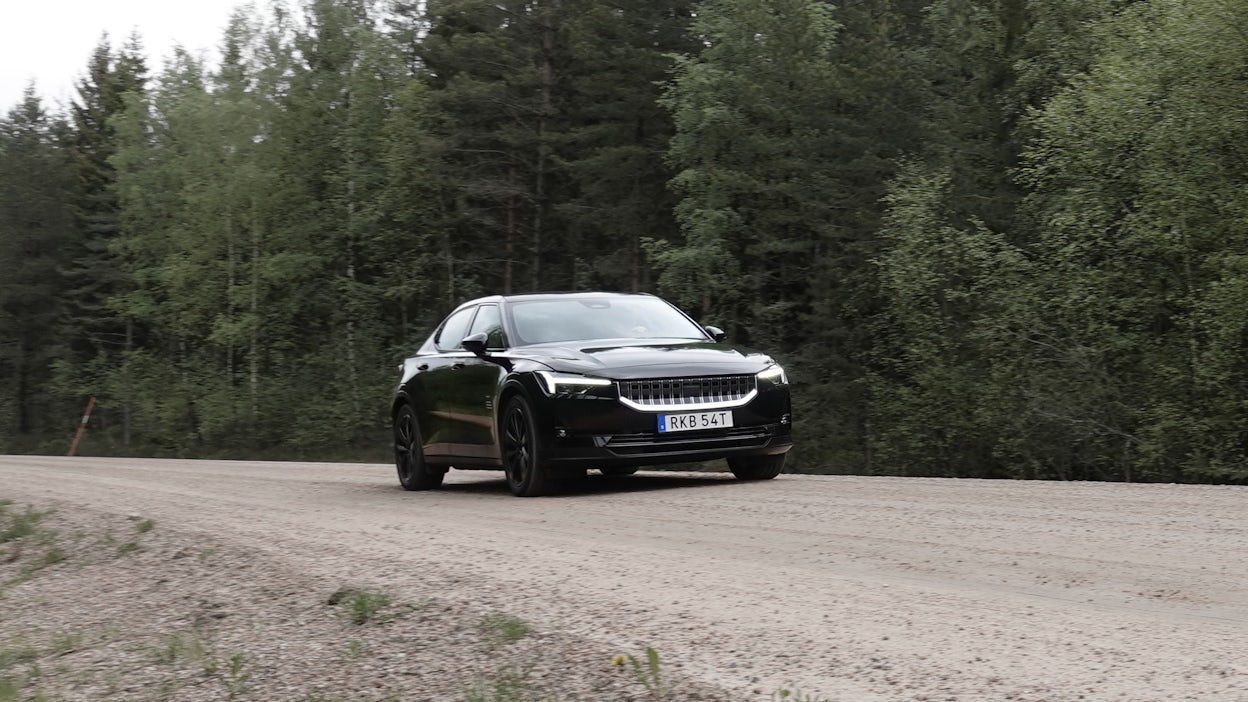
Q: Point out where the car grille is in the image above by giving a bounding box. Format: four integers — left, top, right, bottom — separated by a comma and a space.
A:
617, 375, 756, 409
604, 426, 771, 454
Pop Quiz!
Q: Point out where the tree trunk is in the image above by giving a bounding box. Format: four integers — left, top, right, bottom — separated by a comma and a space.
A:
506, 168, 516, 295
250, 204, 260, 424
531, 3, 557, 291
123, 318, 133, 447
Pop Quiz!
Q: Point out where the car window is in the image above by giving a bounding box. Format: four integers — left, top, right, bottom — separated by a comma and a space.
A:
508, 297, 707, 345
468, 304, 506, 349
435, 306, 476, 350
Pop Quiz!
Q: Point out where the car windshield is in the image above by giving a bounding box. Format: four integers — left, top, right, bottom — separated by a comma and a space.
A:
508, 297, 708, 345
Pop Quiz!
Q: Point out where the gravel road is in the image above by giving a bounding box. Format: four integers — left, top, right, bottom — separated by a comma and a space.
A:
1, 456, 1245, 701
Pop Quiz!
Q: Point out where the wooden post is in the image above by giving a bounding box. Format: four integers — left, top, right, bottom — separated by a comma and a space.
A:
67, 396, 96, 457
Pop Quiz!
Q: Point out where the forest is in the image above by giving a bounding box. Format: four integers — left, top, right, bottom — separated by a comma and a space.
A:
1, 0, 1246, 483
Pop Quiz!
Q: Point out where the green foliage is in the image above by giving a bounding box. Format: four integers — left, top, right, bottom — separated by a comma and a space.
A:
1017, 0, 1248, 481
621, 647, 669, 700
2, 0, 1247, 482
772, 688, 831, 702
478, 612, 532, 645
328, 588, 394, 625
0, 504, 51, 544
464, 665, 549, 702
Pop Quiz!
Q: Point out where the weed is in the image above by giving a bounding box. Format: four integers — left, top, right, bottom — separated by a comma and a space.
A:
117, 541, 140, 556
345, 639, 365, 660
478, 612, 532, 645
302, 689, 399, 694
328, 588, 392, 625
772, 689, 832, 702
0, 506, 52, 544
0, 642, 39, 672
157, 678, 179, 701
48, 631, 82, 656
39, 548, 65, 567
465, 665, 549, 702
151, 632, 211, 667
222, 652, 251, 699
0, 678, 16, 702
620, 647, 666, 700
135, 519, 156, 534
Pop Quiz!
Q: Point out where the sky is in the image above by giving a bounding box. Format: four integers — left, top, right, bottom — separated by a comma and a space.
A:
1, 0, 245, 115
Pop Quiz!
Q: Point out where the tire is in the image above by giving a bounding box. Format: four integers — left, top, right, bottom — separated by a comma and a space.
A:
727, 453, 785, 481
394, 404, 445, 491
599, 467, 638, 477
501, 395, 552, 497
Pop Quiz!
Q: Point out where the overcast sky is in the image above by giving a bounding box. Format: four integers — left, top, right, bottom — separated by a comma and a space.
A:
1, 0, 245, 115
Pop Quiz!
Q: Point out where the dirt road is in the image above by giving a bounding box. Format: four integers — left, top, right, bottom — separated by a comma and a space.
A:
1, 456, 1245, 701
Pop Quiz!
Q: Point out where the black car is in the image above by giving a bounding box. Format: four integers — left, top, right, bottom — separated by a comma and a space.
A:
391, 292, 792, 496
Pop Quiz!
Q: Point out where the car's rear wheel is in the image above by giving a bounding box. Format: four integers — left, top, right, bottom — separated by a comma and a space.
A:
394, 404, 445, 491
727, 453, 785, 481
599, 467, 638, 477
502, 396, 552, 497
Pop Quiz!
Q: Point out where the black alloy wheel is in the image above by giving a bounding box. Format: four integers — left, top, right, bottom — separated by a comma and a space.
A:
727, 453, 785, 481
394, 404, 445, 491
501, 396, 551, 497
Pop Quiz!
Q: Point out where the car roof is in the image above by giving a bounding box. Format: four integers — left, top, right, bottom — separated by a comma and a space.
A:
458, 291, 658, 307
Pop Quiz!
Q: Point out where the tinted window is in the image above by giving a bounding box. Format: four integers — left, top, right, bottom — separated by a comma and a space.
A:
508, 297, 707, 345
468, 304, 506, 349
436, 306, 476, 350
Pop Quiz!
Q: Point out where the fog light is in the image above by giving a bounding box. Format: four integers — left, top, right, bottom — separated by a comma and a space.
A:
780, 414, 791, 425
555, 427, 569, 438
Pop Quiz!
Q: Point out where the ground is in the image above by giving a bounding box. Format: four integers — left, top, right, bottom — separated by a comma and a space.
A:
1, 456, 1245, 701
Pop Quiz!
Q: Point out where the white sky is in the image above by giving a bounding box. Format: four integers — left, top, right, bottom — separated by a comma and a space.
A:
1, 0, 245, 115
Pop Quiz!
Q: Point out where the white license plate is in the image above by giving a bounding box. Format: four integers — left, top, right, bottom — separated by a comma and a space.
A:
658, 411, 734, 433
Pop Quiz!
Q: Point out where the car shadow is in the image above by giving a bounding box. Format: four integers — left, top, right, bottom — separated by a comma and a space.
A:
436, 470, 742, 497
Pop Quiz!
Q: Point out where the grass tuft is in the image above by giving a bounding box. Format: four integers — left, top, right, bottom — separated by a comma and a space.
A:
328, 588, 392, 625
772, 688, 832, 702
465, 665, 549, 702
478, 612, 532, 645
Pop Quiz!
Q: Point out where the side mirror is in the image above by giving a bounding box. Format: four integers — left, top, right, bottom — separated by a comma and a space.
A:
462, 332, 489, 356
461, 332, 513, 370
704, 325, 726, 342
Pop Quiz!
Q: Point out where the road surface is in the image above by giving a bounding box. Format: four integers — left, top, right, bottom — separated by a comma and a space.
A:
1, 456, 1245, 701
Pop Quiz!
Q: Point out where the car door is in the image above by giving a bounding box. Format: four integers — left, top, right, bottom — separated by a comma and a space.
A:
416, 305, 477, 461
453, 304, 508, 462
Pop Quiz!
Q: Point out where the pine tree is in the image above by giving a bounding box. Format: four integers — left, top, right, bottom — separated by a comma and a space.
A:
0, 87, 78, 448
63, 34, 148, 447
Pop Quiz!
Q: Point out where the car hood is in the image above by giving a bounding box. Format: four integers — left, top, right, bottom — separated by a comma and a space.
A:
512, 340, 776, 379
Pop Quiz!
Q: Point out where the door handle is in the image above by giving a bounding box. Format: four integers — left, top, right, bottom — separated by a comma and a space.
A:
451, 362, 466, 370
416, 364, 429, 371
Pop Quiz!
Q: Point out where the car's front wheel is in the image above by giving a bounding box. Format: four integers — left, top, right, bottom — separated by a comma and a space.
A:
727, 453, 785, 481
394, 404, 445, 491
501, 395, 552, 497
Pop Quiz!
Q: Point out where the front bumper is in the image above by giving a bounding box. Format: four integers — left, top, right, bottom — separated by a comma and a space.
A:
530, 383, 792, 470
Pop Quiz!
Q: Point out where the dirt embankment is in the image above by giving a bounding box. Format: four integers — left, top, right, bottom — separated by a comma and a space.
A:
1, 456, 1245, 701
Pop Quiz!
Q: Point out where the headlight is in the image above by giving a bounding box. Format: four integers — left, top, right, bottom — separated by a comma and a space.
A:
757, 364, 788, 384
536, 371, 614, 395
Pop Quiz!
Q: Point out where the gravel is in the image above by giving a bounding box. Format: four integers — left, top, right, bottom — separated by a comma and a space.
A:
1, 456, 1246, 701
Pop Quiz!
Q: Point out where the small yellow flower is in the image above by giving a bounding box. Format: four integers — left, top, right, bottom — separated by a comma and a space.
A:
610, 654, 627, 667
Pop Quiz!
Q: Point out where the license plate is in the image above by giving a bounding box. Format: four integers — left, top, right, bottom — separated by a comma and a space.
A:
658, 411, 734, 433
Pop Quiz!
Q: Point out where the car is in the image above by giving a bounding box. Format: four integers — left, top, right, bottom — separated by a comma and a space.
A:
391, 292, 793, 496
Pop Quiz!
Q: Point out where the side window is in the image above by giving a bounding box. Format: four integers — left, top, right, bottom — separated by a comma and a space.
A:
467, 304, 506, 349
435, 306, 476, 350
